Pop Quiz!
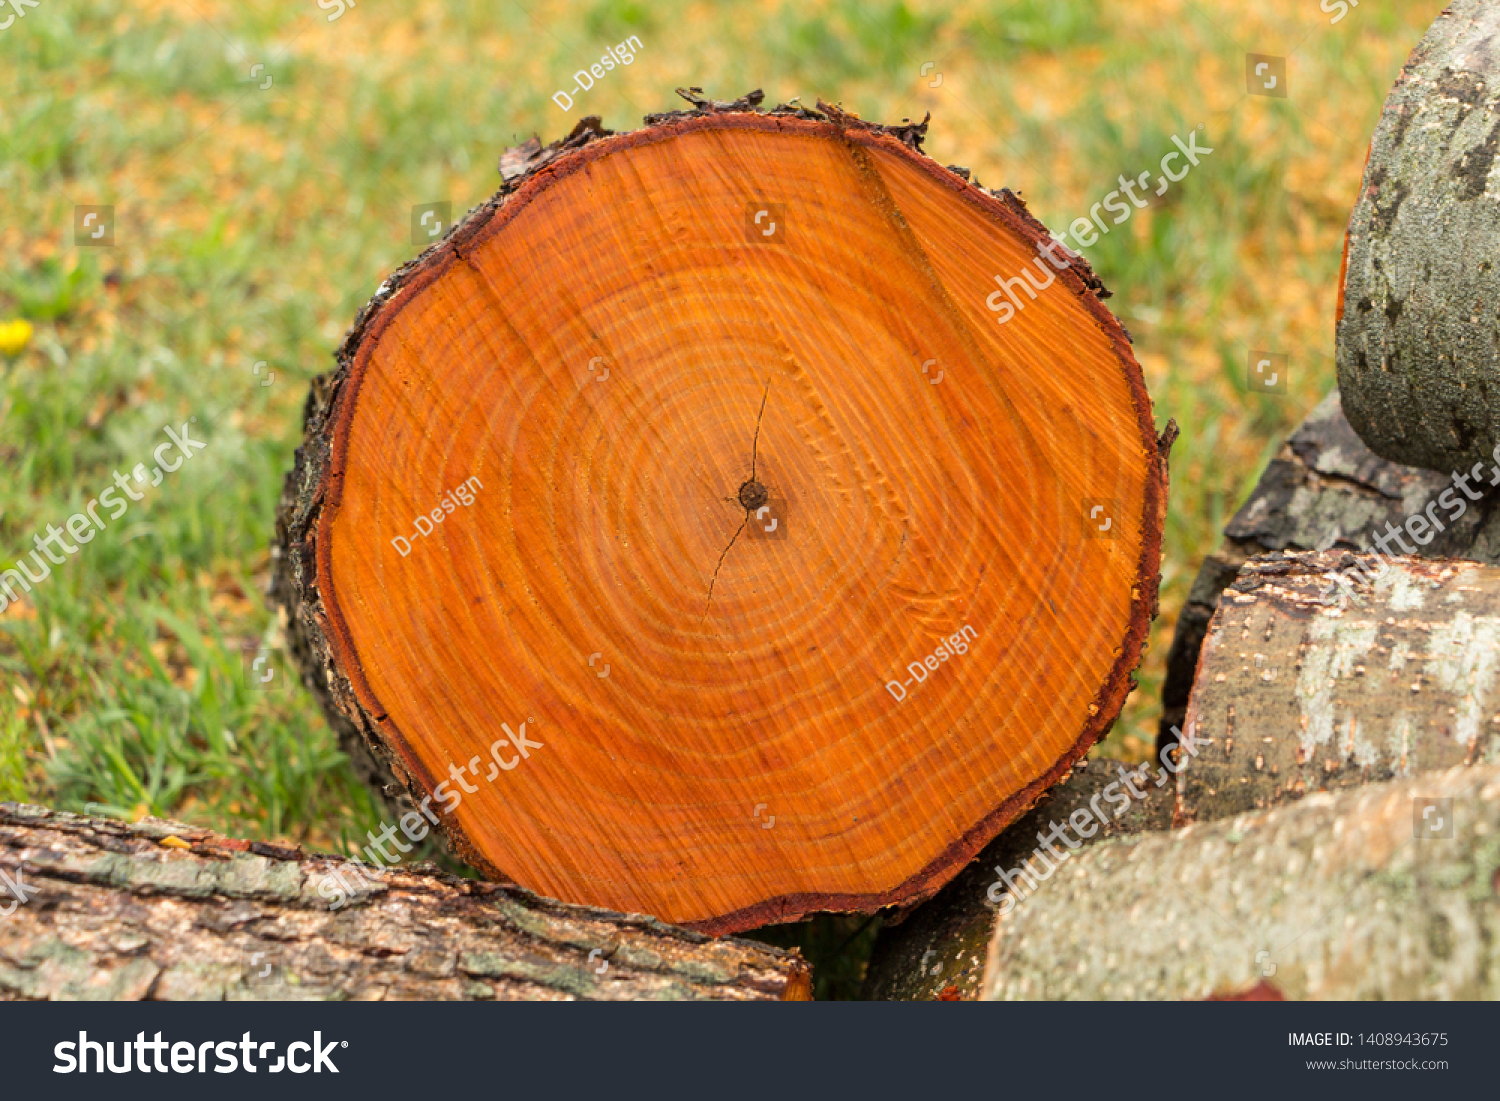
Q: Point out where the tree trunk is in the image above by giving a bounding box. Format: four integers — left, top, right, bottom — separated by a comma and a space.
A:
861, 756, 1172, 1001
981, 764, 1500, 1000
1157, 389, 1500, 754
1335, 0, 1500, 472
273, 89, 1171, 934
0, 804, 810, 1001
1177, 549, 1500, 825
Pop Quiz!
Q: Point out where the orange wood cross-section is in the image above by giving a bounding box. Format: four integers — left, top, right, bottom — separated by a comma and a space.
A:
314, 111, 1166, 934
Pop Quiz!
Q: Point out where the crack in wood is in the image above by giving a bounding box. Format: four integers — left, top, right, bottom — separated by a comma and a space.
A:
704, 377, 773, 620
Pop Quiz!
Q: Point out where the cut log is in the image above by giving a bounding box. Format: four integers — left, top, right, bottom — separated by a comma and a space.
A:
1157, 390, 1500, 753
861, 756, 1171, 1001
1335, 0, 1500, 471
273, 90, 1170, 933
0, 804, 811, 1001
981, 764, 1500, 1000
1177, 549, 1500, 825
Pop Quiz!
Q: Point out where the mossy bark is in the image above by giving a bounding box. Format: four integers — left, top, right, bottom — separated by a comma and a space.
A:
0, 804, 810, 1001
1336, 0, 1500, 471
982, 765, 1500, 1000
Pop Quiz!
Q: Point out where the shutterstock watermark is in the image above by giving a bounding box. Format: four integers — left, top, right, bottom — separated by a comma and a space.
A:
0, 865, 36, 916
1320, 0, 1359, 25
316, 0, 354, 22
1322, 442, 1500, 608
410, 201, 451, 246
552, 36, 643, 112
1247, 54, 1288, 98
985, 724, 1207, 915
0, 421, 208, 615
318, 718, 543, 908
54, 1031, 345, 1073
0, 0, 41, 33
985, 128, 1213, 325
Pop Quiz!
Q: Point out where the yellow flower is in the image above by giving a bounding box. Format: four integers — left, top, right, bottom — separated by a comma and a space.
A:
0, 319, 33, 357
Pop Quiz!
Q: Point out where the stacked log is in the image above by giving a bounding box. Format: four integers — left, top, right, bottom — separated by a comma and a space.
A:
981, 764, 1500, 1000
1156, 391, 1500, 754
1177, 551, 1500, 826
862, 756, 1172, 1000
0, 804, 810, 1001
1336, 0, 1500, 473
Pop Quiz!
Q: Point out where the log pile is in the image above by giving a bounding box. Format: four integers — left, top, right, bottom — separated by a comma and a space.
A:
19, 4, 1500, 1001
885, 1, 1500, 1000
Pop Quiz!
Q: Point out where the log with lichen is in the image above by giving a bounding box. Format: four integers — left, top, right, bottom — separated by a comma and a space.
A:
1158, 390, 1500, 755
1336, 0, 1500, 472
0, 804, 810, 1001
981, 764, 1500, 1000
1176, 550, 1500, 826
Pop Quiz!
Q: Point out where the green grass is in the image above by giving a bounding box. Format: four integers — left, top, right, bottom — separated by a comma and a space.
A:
0, 0, 1451, 985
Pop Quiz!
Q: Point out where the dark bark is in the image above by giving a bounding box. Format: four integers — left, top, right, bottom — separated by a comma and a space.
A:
1336, 0, 1500, 471
982, 764, 1500, 1000
0, 804, 811, 1001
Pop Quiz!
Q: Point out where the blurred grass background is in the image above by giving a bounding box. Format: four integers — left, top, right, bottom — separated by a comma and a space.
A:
0, 0, 1447, 963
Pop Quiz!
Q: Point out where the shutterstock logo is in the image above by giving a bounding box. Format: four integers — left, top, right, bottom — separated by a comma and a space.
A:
55, 1032, 346, 1074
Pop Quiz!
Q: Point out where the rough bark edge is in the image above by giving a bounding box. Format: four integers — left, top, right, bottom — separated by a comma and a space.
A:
272, 89, 1170, 936
0, 803, 812, 1001
1175, 549, 1500, 828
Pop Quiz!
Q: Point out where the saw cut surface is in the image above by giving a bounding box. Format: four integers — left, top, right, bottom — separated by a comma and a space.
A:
316, 112, 1163, 932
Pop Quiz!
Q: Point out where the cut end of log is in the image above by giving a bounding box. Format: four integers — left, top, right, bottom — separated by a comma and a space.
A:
275, 93, 1166, 934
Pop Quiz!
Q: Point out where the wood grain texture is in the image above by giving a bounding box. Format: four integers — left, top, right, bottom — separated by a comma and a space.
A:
0, 804, 810, 1001
1177, 549, 1500, 825
274, 93, 1169, 933
982, 764, 1500, 1000
1336, 0, 1500, 471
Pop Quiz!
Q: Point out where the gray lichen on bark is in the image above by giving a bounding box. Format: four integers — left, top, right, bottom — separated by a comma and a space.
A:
1178, 550, 1500, 826
1159, 390, 1500, 753
1336, 0, 1500, 471
982, 765, 1500, 1000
